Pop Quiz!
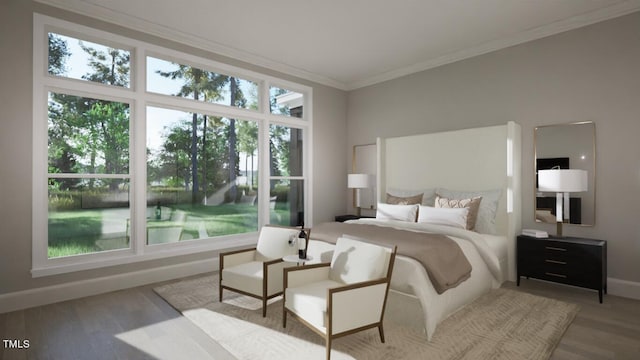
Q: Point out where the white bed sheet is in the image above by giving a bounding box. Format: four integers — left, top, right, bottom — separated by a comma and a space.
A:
481, 233, 509, 282
306, 218, 505, 340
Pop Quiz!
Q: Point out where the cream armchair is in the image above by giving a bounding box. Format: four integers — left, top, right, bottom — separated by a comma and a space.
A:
219, 225, 308, 317
283, 236, 397, 360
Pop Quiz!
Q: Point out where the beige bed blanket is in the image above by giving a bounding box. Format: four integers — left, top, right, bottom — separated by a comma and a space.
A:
311, 222, 471, 294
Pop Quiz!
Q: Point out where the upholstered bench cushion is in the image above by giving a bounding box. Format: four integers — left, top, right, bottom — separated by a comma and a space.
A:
285, 279, 344, 333
222, 261, 264, 296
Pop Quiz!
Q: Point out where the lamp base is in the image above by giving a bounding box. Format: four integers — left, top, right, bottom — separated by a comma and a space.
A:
556, 221, 563, 237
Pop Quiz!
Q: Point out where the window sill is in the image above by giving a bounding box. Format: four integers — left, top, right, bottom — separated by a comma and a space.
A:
31, 234, 256, 278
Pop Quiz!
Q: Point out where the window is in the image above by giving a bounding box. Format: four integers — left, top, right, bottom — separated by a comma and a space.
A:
33, 15, 311, 276
270, 86, 304, 118
47, 92, 131, 257
146, 56, 259, 110
269, 124, 304, 226
146, 107, 260, 243
48, 32, 130, 87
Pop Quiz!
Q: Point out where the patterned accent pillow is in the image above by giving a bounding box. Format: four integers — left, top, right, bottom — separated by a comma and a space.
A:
435, 195, 482, 231
436, 188, 501, 234
386, 193, 423, 205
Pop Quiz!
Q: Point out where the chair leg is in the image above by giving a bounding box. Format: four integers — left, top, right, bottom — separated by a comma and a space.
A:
262, 298, 267, 317
283, 307, 287, 328
326, 337, 332, 360
378, 324, 385, 343
219, 285, 223, 302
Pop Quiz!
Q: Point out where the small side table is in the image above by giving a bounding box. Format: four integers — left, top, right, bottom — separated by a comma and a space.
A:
283, 254, 313, 266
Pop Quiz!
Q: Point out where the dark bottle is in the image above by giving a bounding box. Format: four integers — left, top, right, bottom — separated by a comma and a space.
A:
298, 223, 307, 259
155, 202, 161, 220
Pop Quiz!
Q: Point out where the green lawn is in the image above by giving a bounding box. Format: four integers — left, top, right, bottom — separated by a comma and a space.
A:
48, 203, 291, 258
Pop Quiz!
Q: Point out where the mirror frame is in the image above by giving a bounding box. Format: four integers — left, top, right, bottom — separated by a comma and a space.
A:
534, 121, 596, 226
352, 143, 377, 210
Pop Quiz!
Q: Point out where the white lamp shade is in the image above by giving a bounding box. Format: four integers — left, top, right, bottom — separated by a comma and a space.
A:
538, 169, 588, 192
348, 173, 371, 189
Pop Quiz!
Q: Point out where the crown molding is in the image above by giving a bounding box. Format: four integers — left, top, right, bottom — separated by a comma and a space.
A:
36, 0, 640, 92
34, 0, 349, 90
347, 1, 640, 90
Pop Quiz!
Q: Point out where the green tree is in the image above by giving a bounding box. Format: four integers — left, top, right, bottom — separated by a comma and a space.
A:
48, 33, 69, 76
47, 34, 81, 190
159, 122, 193, 190
156, 65, 247, 203
227, 77, 247, 201
269, 125, 291, 177
203, 116, 233, 196
79, 42, 129, 87
237, 121, 258, 189
76, 43, 130, 190
47, 38, 131, 191
156, 66, 227, 201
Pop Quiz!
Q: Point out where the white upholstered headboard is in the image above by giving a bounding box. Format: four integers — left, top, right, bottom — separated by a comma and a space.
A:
376, 122, 521, 281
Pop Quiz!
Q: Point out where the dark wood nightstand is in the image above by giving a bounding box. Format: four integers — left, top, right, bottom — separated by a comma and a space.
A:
334, 215, 374, 222
517, 234, 607, 303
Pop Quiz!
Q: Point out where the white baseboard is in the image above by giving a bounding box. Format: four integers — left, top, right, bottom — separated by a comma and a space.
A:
0, 257, 219, 314
2, 263, 638, 314
608, 277, 640, 300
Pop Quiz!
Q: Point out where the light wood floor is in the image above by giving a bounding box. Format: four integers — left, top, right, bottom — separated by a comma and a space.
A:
504, 279, 640, 360
1, 275, 639, 360
0, 274, 236, 360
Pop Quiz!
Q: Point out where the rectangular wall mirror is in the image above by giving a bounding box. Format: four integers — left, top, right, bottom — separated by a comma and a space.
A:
352, 143, 377, 210
534, 121, 595, 226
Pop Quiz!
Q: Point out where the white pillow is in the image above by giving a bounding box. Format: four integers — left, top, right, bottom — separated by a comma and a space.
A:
417, 206, 469, 229
376, 203, 418, 222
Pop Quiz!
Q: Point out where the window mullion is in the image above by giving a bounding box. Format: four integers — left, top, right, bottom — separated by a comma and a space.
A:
32, 20, 50, 269
133, 47, 147, 255
44, 76, 134, 102
258, 119, 269, 228
258, 80, 271, 227
145, 92, 262, 123
265, 114, 308, 129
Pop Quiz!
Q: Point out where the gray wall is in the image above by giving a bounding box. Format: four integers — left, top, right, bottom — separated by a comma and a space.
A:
0, 0, 347, 295
347, 12, 640, 283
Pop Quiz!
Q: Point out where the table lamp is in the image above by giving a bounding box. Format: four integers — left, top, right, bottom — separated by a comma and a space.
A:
348, 173, 371, 217
538, 169, 588, 237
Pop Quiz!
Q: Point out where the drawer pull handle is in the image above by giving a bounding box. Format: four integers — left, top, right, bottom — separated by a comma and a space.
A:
545, 259, 567, 265
545, 246, 567, 252
545, 272, 567, 278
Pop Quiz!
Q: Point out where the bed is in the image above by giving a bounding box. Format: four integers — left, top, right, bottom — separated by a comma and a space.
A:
306, 122, 521, 340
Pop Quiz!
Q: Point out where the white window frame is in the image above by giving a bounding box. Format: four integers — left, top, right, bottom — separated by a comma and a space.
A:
32, 14, 313, 277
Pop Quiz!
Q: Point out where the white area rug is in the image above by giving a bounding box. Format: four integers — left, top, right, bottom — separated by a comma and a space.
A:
154, 274, 578, 360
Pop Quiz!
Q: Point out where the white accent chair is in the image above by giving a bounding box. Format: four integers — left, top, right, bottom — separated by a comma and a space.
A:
283, 236, 397, 360
219, 225, 308, 317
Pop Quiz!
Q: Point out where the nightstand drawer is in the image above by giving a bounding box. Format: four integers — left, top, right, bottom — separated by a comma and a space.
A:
524, 261, 568, 278
541, 260, 569, 275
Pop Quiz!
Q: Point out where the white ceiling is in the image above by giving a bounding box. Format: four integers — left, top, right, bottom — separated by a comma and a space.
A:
39, 0, 640, 90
